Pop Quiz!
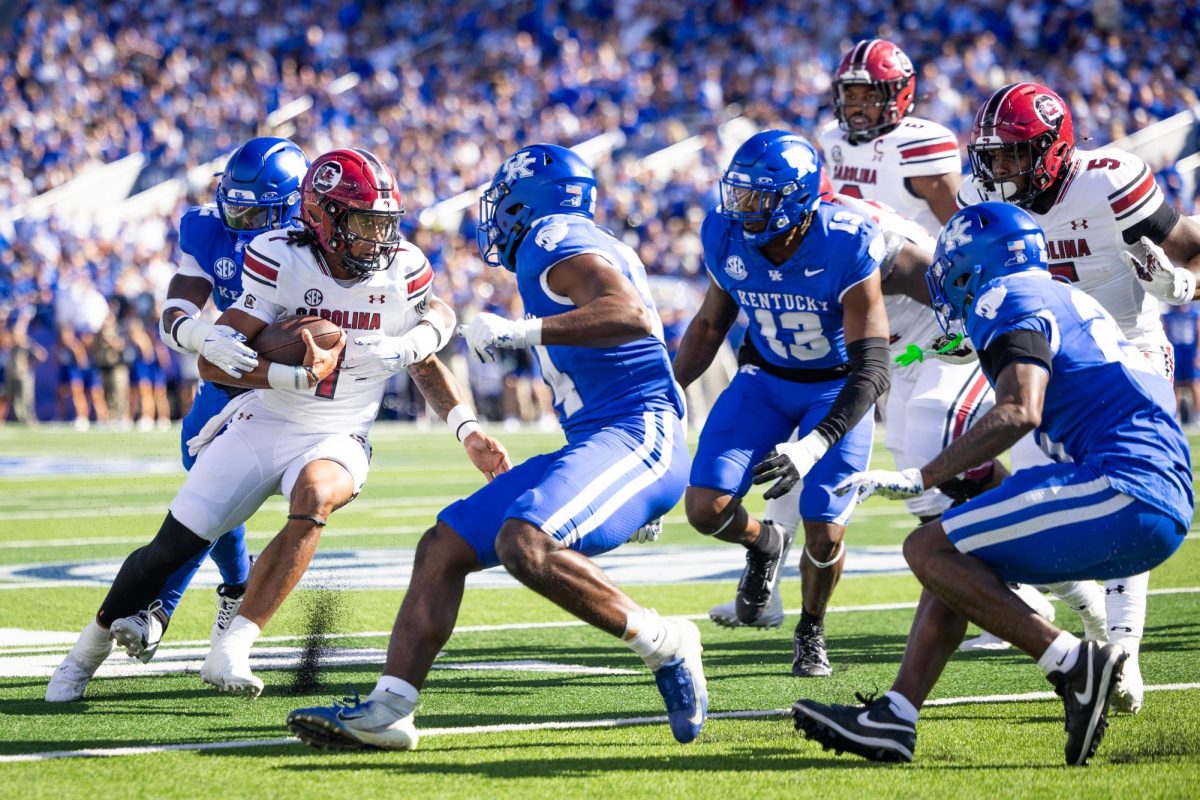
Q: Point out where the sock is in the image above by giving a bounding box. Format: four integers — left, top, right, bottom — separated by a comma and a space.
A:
72, 620, 114, 663
1045, 580, 1105, 638
218, 615, 261, 663
1105, 572, 1148, 655
884, 690, 918, 724
1037, 631, 1082, 676
748, 519, 781, 557
1011, 583, 1057, 621
623, 608, 678, 670
799, 610, 823, 630
370, 675, 418, 716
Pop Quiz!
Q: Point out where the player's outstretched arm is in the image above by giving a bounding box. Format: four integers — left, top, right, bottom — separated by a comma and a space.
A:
909, 171, 963, 226
1162, 214, 1200, 300
407, 354, 512, 481
672, 277, 739, 390
880, 238, 934, 306
538, 253, 655, 345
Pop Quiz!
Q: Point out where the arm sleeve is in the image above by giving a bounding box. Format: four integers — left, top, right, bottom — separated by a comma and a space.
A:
977, 329, 1053, 382
811, 336, 890, 446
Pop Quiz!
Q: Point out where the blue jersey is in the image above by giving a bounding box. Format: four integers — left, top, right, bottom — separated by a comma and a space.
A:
178, 205, 247, 311
513, 215, 684, 439
1164, 305, 1200, 350
700, 201, 884, 372
967, 271, 1194, 529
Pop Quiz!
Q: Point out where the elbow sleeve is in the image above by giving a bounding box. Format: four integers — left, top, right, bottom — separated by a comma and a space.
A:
812, 337, 891, 446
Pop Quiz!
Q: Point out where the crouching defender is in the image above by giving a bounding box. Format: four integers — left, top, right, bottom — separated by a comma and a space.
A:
288, 144, 701, 750
792, 203, 1192, 766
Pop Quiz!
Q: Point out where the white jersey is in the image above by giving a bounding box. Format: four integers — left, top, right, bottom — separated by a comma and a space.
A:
830, 193, 941, 356
958, 147, 1173, 352
818, 116, 961, 235
234, 233, 435, 435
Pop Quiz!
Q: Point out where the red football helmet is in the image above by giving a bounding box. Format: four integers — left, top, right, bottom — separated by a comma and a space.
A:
301, 148, 405, 278
833, 39, 917, 142
968, 83, 1076, 208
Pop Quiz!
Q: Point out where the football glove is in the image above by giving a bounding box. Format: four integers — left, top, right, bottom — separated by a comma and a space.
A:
198, 323, 258, 379
629, 518, 662, 544
834, 467, 925, 503
344, 327, 438, 381
460, 314, 542, 363
751, 433, 829, 500
1121, 235, 1196, 305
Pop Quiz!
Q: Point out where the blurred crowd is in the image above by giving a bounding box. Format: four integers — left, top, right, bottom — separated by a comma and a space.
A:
2, 0, 1199, 425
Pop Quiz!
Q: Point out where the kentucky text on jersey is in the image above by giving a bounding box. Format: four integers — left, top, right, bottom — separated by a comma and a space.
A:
734, 290, 830, 313
293, 308, 382, 330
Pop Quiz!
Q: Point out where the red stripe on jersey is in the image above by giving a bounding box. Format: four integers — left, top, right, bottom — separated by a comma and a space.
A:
900, 141, 958, 160
244, 252, 278, 283
951, 372, 990, 441
1109, 172, 1155, 214
407, 266, 433, 295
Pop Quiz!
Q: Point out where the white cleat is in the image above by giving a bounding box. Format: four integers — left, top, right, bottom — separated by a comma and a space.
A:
110, 600, 167, 663
211, 583, 246, 646
709, 590, 784, 629
1110, 651, 1144, 714
46, 622, 114, 703
201, 649, 263, 699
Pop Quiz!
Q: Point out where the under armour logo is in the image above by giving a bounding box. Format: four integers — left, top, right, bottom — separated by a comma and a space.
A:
368, 294, 385, 304
1107, 585, 1127, 595
769, 270, 783, 282
1070, 219, 1089, 230
236, 412, 253, 421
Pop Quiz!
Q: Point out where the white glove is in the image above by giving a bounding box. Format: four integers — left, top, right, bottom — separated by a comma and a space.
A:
629, 518, 662, 544
194, 323, 258, 379
460, 313, 542, 363
929, 332, 978, 365
751, 432, 830, 500
1121, 235, 1196, 305
833, 467, 925, 503
344, 327, 439, 381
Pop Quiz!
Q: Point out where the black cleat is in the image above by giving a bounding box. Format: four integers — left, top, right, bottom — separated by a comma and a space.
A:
792, 693, 916, 763
1048, 641, 1127, 766
735, 521, 786, 625
792, 619, 832, 677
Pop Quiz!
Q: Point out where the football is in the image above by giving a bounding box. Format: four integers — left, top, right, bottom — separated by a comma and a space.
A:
251, 315, 344, 366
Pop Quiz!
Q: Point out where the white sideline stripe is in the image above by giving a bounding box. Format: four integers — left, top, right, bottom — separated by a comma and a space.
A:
7, 588, 1198, 656
4, 682, 1199, 763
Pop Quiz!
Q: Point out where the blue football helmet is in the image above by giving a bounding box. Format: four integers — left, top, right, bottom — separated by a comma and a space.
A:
927, 202, 1049, 333
719, 130, 822, 244
215, 137, 310, 238
477, 144, 597, 271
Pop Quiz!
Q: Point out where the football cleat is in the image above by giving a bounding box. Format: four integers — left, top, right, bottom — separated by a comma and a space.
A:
1048, 641, 1127, 766
735, 521, 789, 625
653, 619, 708, 743
1109, 651, 1143, 714
110, 600, 168, 663
792, 619, 832, 677
212, 582, 246, 645
201, 647, 263, 699
792, 692, 916, 763
959, 631, 1012, 651
46, 622, 114, 703
709, 590, 784, 630
289, 691, 420, 751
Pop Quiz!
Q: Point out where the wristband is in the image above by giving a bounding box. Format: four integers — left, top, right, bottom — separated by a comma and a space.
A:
519, 317, 543, 347
267, 362, 318, 393
172, 316, 214, 354
446, 403, 482, 443
409, 323, 442, 359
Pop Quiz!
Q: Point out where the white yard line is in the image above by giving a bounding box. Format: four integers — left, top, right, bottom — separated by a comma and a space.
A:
2, 682, 1198, 763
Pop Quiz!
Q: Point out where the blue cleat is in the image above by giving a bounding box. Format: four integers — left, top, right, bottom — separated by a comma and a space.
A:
653, 620, 708, 743
288, 691, 419, 752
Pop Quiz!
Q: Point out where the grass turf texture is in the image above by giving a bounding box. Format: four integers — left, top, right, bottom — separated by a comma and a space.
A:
1, 425, 1198, 798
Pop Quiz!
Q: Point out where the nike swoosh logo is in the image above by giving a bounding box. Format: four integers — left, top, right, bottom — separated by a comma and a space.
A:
1074, 652, 1095, 705
687, 705, 704, 726
804, 268, 824, 277
856, 711, 914, 733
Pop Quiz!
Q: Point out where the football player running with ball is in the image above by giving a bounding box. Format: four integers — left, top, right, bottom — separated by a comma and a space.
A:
47, 148, 509, 702
793, 203, 1192, 766
288, 144, 699, 751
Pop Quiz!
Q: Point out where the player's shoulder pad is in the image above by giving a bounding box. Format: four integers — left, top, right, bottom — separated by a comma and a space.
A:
1072, 147, 1157, 215
517, 215, 613, 275
888, 117, 960, 166
178, 204, 225, 255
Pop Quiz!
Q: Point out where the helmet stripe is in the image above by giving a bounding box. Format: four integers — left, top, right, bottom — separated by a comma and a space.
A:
980, 83, 1022, 134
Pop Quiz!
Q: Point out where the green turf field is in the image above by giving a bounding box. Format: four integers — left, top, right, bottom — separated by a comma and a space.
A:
1, 425, 1198, 798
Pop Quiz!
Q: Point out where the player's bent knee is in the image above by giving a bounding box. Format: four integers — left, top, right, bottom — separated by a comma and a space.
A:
142, 512, 210, 577
495, 522, 553, 578
684, 489, 736, 535
902, 521, 949, 574
414, 524, 478, 577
